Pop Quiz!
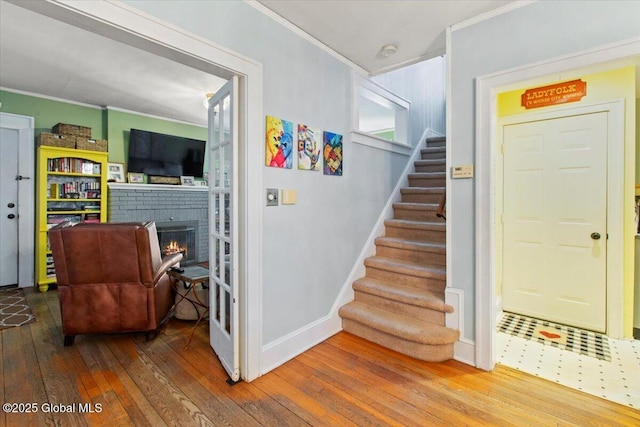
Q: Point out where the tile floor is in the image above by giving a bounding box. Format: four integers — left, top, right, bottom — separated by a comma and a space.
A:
497, 330, 640, 408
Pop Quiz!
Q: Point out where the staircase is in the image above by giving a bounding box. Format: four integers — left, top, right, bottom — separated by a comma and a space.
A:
339, 136, 459, 361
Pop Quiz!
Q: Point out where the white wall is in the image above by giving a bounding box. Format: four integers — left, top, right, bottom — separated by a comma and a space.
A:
372, 56, 446, 145
124, 1, 410, 345
450, 0, 640, 340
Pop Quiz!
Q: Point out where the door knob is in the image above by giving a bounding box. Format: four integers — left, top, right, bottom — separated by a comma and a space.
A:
591, 232, 601, 240
7, 214, 16, 219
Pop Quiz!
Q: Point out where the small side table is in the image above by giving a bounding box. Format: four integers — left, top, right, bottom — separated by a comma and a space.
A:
166, 266, 210, 348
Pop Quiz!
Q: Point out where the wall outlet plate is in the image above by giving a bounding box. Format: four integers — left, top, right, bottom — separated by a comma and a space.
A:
266, 188, 278, 206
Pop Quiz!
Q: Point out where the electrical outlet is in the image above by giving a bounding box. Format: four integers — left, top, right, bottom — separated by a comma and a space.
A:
266, 188, 278, 206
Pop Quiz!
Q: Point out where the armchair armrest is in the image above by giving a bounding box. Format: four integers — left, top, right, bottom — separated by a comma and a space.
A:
152, 252, 183, 287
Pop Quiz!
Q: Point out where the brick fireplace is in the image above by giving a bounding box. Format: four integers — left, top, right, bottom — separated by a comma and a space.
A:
107, 183, 208, 265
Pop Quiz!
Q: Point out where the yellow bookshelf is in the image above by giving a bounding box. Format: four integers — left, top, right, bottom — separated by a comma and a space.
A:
36, 146, 108, 291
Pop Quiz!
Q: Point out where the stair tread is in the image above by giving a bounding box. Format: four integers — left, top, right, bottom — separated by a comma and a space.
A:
425, 136, 446, 142
393, 202, 438, 210
375, 236, 445, 252
421, 147, 445, 152
408, 172, 446, 178
339, 301, 458, 344
365, 256, 446, 278
384, 218, 446, 229
401, 186, 445, 192
353, 277, 452, 312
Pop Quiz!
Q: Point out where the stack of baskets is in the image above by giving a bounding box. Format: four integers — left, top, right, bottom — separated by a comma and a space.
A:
39, 123, 108, 152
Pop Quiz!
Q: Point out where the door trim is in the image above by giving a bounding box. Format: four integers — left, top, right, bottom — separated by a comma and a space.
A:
496, 101, 624, 335
0, 112, 35, 288
18, 0, 264, 381
474, 37, 639, 371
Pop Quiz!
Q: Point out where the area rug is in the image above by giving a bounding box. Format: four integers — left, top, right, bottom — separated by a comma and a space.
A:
498, 312, 611, 361
0, 287, 36, 330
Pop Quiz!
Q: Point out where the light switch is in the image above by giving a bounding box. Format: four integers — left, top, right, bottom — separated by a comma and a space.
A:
266, 188, 278, 206
451, 164, 474, 179
281, 189, 297, 205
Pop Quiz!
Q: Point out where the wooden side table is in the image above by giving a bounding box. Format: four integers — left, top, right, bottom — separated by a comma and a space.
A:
166, 265, 210, 348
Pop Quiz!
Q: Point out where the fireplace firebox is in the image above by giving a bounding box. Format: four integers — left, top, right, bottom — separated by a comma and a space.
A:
156, 221, 198, 266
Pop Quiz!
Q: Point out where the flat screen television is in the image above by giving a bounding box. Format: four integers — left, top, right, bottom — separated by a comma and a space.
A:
128, 128, 206, 178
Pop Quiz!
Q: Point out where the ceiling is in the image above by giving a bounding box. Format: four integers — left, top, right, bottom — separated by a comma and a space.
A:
0, 0, 520, 126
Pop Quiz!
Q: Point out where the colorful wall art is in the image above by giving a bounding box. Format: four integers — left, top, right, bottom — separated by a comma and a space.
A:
265, 115, 293, 168
323, 131, 343, 176
297, 124, 321, 171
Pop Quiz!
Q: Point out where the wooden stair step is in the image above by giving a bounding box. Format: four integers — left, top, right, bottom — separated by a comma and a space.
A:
408, 172, 446, 180
420, 147, 445, 160
353, 277, 452, 313
375, 236, 445, 254
364, 256, 445, 280
393, 202, 438, 211
384, 218, 445, 231
339, 301, 459, 345
425, 136, 446, 147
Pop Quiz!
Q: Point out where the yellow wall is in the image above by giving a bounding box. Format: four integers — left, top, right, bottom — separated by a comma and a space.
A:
496, 66, 637, 337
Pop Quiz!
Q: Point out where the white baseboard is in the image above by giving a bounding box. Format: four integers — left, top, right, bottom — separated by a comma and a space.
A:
453, 338, 476, 366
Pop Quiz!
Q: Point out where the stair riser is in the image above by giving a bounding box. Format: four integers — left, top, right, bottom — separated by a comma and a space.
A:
426, 139, 446, 148
354, 291, 446, 325
342, 319, 455, 362
365, 266, 446, 292
401, 192, 443, 204
393, 207, 441, 222
414, 163, 446, 173
408, 176, 446, 187
376, 245, 446, 266
385, 226, 445, 243
421, 150, 445, 160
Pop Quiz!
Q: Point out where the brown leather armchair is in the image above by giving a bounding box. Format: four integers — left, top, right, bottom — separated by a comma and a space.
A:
49, 221, 182, 346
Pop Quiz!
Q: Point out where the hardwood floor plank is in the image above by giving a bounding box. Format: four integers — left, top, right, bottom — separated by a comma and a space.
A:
159, 327, 305, 427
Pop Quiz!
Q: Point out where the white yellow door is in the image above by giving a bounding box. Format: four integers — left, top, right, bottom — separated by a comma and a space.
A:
502, 112, 608, 332
208, 76, 240, 382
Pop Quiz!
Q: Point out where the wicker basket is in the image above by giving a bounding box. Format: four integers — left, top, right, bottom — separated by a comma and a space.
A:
76, 137, 108, 152
39, 132, 75, 148
52, 123, 92, 138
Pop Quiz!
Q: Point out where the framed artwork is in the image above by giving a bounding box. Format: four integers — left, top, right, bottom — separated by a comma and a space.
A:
180, 176, 195, 186
265, 115, 293, 168
107, 162, 125, 183
297, 124, 321, 171
323, 131, 343, 176
127, 172, 145, 183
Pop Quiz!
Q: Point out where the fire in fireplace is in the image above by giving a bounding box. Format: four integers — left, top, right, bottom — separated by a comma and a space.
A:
156, 221, 198, 266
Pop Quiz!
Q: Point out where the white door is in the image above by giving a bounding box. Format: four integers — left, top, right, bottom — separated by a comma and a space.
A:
208, 76, 240, 382
0, 113, 35, 288
502, 112, 608, 332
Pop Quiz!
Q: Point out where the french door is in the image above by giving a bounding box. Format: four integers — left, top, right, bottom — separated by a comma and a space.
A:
208, 76, 240, 381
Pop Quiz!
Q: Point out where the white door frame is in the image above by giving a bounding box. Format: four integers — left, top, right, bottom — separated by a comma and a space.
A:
19, 0, 264, 381
0, 112, 35, 288
475, 37, 640, 371
497, 101, 624, 332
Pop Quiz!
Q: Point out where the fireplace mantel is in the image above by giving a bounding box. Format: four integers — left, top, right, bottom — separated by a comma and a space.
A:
108, 183, 208, 192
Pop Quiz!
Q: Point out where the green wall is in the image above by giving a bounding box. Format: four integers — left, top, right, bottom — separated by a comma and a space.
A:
0, 90, 207, 173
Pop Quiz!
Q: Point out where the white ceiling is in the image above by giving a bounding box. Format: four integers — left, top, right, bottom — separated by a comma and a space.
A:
1, 0, 520, 126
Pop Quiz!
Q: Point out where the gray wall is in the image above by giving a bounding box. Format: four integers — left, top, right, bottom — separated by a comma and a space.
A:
450, 0, 640, 339
125, 1, 410, 344
372, 56, 446, 145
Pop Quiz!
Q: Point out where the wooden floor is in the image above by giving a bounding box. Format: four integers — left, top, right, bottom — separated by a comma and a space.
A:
1, 290, 638, 427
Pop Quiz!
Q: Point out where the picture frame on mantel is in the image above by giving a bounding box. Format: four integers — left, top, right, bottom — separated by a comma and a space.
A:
180, 176, 195, 186
127, 172, 145, 184
107, 162, 125, 183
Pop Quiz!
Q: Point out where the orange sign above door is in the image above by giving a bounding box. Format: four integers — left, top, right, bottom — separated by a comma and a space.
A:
521, 79, 587, 109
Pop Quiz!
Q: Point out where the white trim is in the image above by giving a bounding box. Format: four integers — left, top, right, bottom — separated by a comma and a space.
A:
244, 0, 368, 76
475, 38, 640, 371
0, 86, 103, 110
351, 131, 412, 156
450, 0, 537, 32
497, 101, 625, 337
453, 338, 476, 366
370, 50, 445, 77
29, 0, 265, 381
0, 112, 35, 289
104, 106, 207, 128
